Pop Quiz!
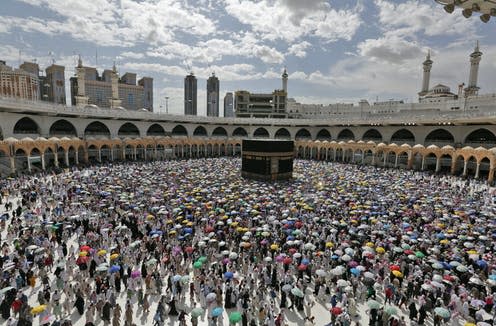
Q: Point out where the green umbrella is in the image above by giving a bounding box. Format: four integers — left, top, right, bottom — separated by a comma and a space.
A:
367, 299, 381, 309
291, 287, 304, 298
198, 256, 208, 263
181, 275, 190, 284
0, 286, 14, 294
146, 258, 158, 266
415, 251, 425, 258
434, 307, 450, 319
229, 311, 242, 324
191, 307, 204, 318
193, 261, 203, 269
385, 305, 398, 315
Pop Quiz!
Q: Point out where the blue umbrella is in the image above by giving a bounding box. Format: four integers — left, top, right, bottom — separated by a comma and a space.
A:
331, 255, 339, 260
476, 259, 488, 268
183, 227, 193, 234
109, 265, 120, 273
489, 274, 496, 281
350, 268, 360, 276
172, 275, 182, 282
441, 262, 451, 270
301, 258, 310, 265
212, 307, 223, 317
224, 272, 234, 279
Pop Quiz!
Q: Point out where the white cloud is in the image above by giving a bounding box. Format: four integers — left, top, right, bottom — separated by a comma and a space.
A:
374, 0, 477, 38
223, 0, 362, 43
119, 52, 145, 60
288, 41, 311, 58
357, 35, 424, 64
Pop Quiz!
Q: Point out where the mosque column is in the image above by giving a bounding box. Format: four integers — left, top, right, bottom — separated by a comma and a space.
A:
371, 153, 376, 166
383, 153, 387, 167
333, 149, 337, 161
97, 148, 102, 163
361, 151, 365, 164
475, 163, 481, 179
110, 148, 114, 161
435, 156, 441, 173
450, 159, 457, 175
65, 150, 69, 166
463, 160, 468, 176
53, 151, 59, 168
488, 167, 494, 184
9, 156, 15, 174
421, 156, 425, 171
75, 150, 79, 165
351, 151, 355, 163
41, 153, 46, 170
394, 154, 399, 168
133, 147, 137, 160
27, 155, 32, 172
407, 154, 413, 170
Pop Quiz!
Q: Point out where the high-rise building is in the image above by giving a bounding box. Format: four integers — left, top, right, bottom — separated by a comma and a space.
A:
206, 73, 219, 117
70, 58, 153, 111
0, 60, 40, 101
224, 92, 234, 117
184, 73, 197, 115
45, 64, 66, 104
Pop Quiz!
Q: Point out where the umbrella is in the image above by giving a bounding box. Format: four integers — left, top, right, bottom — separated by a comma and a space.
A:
392, 270, 403, 278
193, 261, 203, 269
80, 245, 91, 252
367, 299, 381, 309
131, 270, 141, 278
385, 305, 398, 315
206, 292, 217, 302
146, 258, 158, 266
109, 265, 120, 273
110, 253, 119, 260
229, 311, 242, 324
191, 307, 204, 318
337, 280, 349, 287
331, 306, 343, 315
291, 287, 304, 298
0, 286, 14, 294
31, 304, 47, 315
364, 271, 375, 279
316, 269, 328, 277
224, 272, 234, 279
456, 265, 469, 272
282, 284, 292, 292
97, 249, 107, 256
212, 307, 223, 317
434, 307, 450, 319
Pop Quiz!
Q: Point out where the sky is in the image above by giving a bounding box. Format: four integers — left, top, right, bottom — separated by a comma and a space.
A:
0, 0, 495, 116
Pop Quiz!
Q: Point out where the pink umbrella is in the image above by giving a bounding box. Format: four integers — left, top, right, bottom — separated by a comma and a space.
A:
131, 270, 141, 278
348, 260, 359, 268
275, 254, 285, 262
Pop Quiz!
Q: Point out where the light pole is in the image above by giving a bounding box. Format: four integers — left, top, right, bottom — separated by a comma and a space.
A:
165, 96, 169, 114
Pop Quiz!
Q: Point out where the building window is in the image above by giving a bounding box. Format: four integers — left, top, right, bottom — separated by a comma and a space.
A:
128, 93, 134, 105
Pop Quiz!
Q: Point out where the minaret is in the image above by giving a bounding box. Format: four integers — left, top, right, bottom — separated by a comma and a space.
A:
282, 67, 288, 93
464, 41, 482, 97
109, 61, 122, 109
75, 55, 89, 106
418, 50, 432, 97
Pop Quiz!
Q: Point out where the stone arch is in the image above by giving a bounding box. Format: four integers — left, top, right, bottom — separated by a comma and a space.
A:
172, 125, 188, 137
391, 129, 415, 144
362, 129, 383, 142
295, 128, 312, 140
253, 127, 269, 138
316, 129, 331, 140
425, 129, 455, 146
479, 157, 491, 179
337, 129, 354, 141
118, 122, 140, 138
87, 144, 99, 162
466, 156, 478, 178
439, 154, 453, 173
464, 128, 496, 148
212, 127, 228, 137
232, 127, 248, 137
101, 145, 111, 162
193, 126, 208, 137
84, 121, 111, 138
49, 119, 77, 137
275, 128, 291, 139
13, 117, 40, 136
147, 123, 166, 137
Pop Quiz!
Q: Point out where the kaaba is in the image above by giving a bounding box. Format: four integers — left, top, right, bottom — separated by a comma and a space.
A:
241, 139, 294, 181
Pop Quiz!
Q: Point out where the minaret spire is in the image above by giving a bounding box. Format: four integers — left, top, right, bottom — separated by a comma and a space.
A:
419, 50, 433, 97
464, 41, 482, 97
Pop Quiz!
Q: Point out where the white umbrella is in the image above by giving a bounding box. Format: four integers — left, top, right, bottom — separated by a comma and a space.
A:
315, 269, 328, 277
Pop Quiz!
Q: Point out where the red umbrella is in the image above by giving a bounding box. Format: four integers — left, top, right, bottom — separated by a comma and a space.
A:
288, 248, 297, 255
76, 256, 89, 265
404, 249, 414, 255
294, 221, 303, 229
80, 245, 91, 252
297, 264, 307, 271
185, 246, 194, 254
204, 226, 215, 233
389, 264, 400, 271
331, 307, 343, 315
283, 257, 293, 265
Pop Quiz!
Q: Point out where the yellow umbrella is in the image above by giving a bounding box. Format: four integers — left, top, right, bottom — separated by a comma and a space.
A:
325, 242, 334, 248
79, 251, 88, 257
392, 270, 403, 278
31, 304, 47, 315
168, 230, 177, 235
270, 244, 279, 250
465, 323, 476, 326
467, 250, 478, 255
440, 239, 449, 245
97, 249, 107, 256
365, 242, 374, 248
110, 253, 119, 260
376, 247, 385, 254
